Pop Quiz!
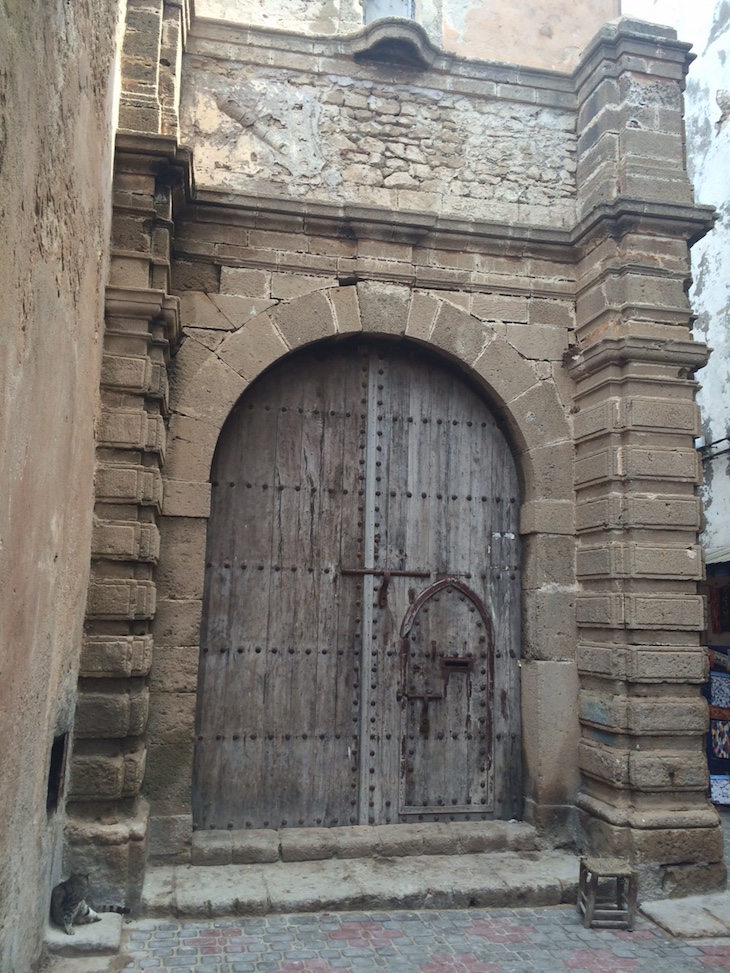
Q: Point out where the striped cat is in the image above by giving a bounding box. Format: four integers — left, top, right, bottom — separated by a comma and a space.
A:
50, 872, 101, 935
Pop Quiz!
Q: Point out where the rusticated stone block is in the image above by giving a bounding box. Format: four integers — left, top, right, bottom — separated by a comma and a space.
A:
625, 446, 700, 482
628, 495, 701, 530
574, 401, 617, 442
577, 494, 701, 532
575, 447, 616, 487
578, 642, 627, 680
122, 748, 147, 797
629, 749, 709, 790
625, 595, 704, 631
579, 691, 627, 731
98, 410, 166, 456
80, 635, 153, 678
575, 593, 623, 628
270, 289, 336, 348
69, 755, 125, 800
578, 740, 629, 786
92, 520, 160, 562
75, 688, 149, 738
623, 397, 699, 434
631, 826, 724, 866
357, 280, 411, 336
626, 698, 707, 735
102, 353, 151, 392
577, 543, 703, 580
627, 646, 707, 684
63, 801, 150, 913
86, 579, 156, 620
95, 464, 163, 507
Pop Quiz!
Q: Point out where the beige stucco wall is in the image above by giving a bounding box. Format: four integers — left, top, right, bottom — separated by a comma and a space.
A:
195, 0, 619, 70
0, 1, 124, 969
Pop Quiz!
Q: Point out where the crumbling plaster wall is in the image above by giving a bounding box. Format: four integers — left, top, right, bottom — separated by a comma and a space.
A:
181, 34, 577, 226
0, 1, 125, 969
194, 0, 619, 71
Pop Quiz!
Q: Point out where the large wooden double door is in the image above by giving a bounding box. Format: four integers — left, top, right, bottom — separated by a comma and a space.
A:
192, 341, 521, 830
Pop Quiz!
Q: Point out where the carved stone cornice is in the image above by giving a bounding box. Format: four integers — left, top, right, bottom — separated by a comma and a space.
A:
567, 334, 710, 380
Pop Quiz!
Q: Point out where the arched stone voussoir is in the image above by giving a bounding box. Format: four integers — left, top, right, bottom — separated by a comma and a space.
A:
165, 411, 222, 484
270, 288, 337, 349
428, 301, 496, 369
521, 440, 574, 507
508, 380, 573, 455
357, 280, 411, 335
216, 313, 289, 384
173, 353, 249, 430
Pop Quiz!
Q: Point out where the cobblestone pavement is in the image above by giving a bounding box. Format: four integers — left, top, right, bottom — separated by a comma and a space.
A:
118, 907, 730, 973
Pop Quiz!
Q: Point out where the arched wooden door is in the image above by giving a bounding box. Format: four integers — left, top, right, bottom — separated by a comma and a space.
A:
192, 341, 521, 830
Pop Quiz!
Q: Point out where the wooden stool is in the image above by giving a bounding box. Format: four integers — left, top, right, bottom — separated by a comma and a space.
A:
577, 857, 638, 931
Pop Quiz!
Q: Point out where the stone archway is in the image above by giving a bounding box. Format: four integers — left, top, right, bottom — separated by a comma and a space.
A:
147, 280, 578, 849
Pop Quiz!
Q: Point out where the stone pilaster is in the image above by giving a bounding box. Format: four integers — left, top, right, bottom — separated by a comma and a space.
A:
571, 18, 722, 898
63, 0, 191, 912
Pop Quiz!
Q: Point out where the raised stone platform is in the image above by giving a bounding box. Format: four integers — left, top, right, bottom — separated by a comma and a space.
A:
143, 847, 579, 918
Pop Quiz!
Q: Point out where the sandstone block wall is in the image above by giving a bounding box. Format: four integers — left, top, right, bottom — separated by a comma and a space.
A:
0, 1, 124, 969
57, 8, 723, 914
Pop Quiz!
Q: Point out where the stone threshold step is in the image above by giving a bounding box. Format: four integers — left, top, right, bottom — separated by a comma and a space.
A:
143, 849, 579, 919
191, 821, 537, 866
45, 912, 123, 958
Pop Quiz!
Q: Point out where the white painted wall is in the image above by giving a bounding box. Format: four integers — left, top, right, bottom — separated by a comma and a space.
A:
623, 0, 730, 556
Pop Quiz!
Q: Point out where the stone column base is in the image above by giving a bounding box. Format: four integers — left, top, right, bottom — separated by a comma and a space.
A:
578, 803, 727, 899
64, 799, 150, 915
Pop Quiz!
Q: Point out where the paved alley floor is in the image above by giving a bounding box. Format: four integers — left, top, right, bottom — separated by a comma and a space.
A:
94, 906, 730, 973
